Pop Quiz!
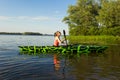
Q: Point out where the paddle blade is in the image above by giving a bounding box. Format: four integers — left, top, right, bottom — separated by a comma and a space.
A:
63, 30, 66, 36
63, 30, 68, 46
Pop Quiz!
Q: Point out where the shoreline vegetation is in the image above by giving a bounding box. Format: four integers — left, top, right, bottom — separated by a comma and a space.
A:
63, 0, 120, 45
67, 36, 120, 45
0, 32, 119, 45
0, 32, 53, 36
63, 0, 120, 36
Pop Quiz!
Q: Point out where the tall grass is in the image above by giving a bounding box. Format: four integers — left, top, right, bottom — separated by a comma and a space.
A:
67, 36, 120, 45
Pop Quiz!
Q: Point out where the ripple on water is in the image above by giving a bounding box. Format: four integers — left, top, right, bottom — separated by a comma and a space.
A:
0, 51, 61, 80
0, 36, 120, 80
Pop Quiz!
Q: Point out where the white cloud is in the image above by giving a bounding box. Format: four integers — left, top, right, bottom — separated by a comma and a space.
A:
31, 16, 51, 21
0, 16, 59, 21
17, 16, 29, 20
0, 16, 11, 20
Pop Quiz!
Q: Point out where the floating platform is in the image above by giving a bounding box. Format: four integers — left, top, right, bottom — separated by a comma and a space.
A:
18, 44, 108, 54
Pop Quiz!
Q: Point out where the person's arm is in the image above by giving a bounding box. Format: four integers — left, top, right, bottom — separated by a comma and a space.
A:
57, 37, 62, 43
57, 37, 65, 43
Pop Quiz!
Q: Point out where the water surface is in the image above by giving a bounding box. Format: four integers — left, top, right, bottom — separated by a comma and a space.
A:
0, 35, 120, 80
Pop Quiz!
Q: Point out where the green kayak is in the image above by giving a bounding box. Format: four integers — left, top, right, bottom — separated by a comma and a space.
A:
18, 44, 108, 54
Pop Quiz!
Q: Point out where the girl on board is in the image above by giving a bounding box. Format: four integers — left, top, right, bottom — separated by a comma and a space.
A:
53, 31, 65, 46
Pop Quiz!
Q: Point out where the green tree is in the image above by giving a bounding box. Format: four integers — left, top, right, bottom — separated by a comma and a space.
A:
63, 0, 99, 35
97, 0, 120, 28
63, 0, 120, 36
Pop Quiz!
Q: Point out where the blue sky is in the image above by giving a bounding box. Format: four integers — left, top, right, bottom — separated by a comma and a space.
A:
0, 0, 76, 34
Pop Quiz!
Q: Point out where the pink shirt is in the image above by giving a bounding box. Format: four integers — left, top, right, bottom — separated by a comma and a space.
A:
54, 37, 61, 46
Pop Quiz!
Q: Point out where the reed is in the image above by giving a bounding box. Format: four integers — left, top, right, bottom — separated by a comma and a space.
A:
67, 36, 120, 45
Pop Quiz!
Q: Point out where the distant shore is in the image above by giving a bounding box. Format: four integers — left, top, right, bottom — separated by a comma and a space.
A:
0, 32, 53, 36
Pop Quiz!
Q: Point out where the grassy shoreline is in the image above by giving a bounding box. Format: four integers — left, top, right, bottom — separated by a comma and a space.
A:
67, 36, 120, 45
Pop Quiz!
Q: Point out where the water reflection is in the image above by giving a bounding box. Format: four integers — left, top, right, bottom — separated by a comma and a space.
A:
9, 47, 120, 80
1, 35, 120, 80
53, 53, 70, 79
66, 45, 120, 80
53, 54, 61, 71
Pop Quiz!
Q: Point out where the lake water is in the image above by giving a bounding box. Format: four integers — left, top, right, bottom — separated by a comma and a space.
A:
0, 35, 120, 80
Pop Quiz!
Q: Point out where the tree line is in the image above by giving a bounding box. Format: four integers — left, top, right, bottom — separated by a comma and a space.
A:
0, 32, 43, 35
63, 0, 120, 36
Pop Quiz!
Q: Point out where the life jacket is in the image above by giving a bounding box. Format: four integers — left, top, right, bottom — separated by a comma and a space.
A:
54, 39, 59, 46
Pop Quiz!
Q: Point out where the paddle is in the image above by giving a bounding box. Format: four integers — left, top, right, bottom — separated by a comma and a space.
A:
62, 30, 68, 79
63, 30, 68, 46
